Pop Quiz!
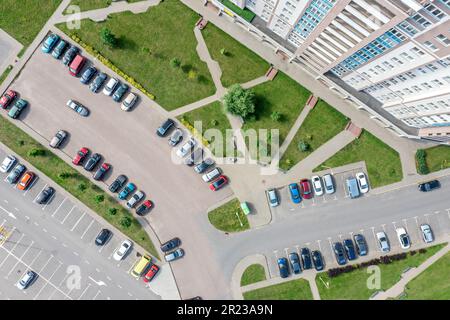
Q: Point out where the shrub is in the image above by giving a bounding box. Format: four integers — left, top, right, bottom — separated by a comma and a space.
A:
220, 48, 227, 56
58, 172, 74, 179
223, 84, 255, 119
170, 58, 181, 68
188, 69, 198, 80
416, 149, 429, 175
100, 28, 117, 48
28, 148, 46, 157
77, 183, 87, 192
120, 216, 132, 228
108, 208, 117, 216
271, 111, 282, 122
94, 194, 105, 203
298, 141, 310, 152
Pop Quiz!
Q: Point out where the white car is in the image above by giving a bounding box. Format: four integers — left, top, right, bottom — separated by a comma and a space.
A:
376, 231, 390, 252
396, 227, 411, 249
267, 189, 279, 207
0, 155, 17, 173
121, 92, 138, 111
202, 167, 221, 182
16, 270, 37, 290
126, 190, 145, 209
113, 239, 133, 261
103, 78, 119, 96
356, 172, 369, 193
311, 175, 323, 196
176, 137, 196, 158
323, 174, 335, 194
420, 224, 434, 243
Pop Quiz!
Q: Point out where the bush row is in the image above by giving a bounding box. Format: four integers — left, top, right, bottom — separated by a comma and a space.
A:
416, 149, 430, 175
179, 117, 211, 148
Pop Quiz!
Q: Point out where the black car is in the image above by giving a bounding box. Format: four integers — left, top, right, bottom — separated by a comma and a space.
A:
333, 242, 347, 265
343, 239, 357, 260
93, 163, 110, 181
62, 45, 79, 66
160, 237, 181, 252
109, 174, 127, 193
156, 119, 175, 137
95, 229, 111, 246
184, 148, 204, 166
112, 83, 129, 102
300, 248, 312, 270
36, 186, 55, 205
80, 66, 97, 84
311, 250, 324, 271
418, 180, 440, 192
83, 153, 102, 171
89, 72, 107, 93
6, 164, 26, 184
353, 234, 368, 256
288, 252, 302, 274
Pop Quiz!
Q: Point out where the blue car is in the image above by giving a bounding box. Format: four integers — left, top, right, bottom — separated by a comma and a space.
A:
118, 183, 136, 200
277, 257, 290, 278
288, 183, 302, 204
80, 66, 97, 85
51, 40, 67, 59
333, 242, 347, 266
343, 239, 357, 261
42, 34, 60, 53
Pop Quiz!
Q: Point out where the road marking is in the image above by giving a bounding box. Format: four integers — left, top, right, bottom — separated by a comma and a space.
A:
92, 290, 101, 300
29, 249, 43, 267
42, 191, 56, 211
3, 200, 8, 204
80, 220, 95, 239
316, 240, 322, 252
0, 233, 25, 268
52, 198, 67, 217
77, 284, 92, 300
23, 178, 39, 197
33, 184, 48, 203
73, 251, 79, 257
0, 205, 17, 220
32, 262, 63, 300
70, 211, 86, 232
6, 240, 35, 277
38, 255, 54, 274
60, 206, 76, 225
88, 276, 107, 287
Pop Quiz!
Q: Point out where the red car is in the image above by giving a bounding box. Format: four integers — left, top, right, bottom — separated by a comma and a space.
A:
143, 264, 159, 283
0, 90, 17, 109
136, 200, 152, 216
209, 175, 228, 191
72, 147, 89, 165
300, 179, 313, 199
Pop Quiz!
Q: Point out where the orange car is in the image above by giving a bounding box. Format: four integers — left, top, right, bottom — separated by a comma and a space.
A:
17, 172, 35, 191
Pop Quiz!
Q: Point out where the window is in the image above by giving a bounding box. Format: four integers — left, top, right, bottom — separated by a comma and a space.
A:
400, 52, 414, 61
392, 57, 404, 65
411, 13, 431, 28
411, 47, 425, 56
422, 82, 433, 89
423, 3, 446, 21
436, 34, 450, 46
423, 41, 438, 51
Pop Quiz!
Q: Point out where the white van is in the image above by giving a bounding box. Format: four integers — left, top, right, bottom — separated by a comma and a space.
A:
323, 174, 335, 194
202, 167, 221, 182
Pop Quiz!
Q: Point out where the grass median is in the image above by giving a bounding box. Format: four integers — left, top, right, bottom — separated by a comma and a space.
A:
0, 115, 158, 258
64, 0, 145, 13
241, 264, 266, 286
208, 198, 249, 233
243, 278, 313, 300
424, 145, 450, 173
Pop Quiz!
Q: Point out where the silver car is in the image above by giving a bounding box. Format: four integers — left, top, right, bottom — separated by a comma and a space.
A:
169, 128, 183, 146
121, 92, 138, 111
0, 155, 16, 173
49, 130, 68, 148
126, 190, 145, 209
164, 248, 184, 262
16, 270, 37, 290
103, 77, 119, 96
420, 224, 434, 243
66, 99, 89, 117
376, 231, 390, 252
176, 137, 196, 157
267, 189, 279, 207
323, 174, 335, 194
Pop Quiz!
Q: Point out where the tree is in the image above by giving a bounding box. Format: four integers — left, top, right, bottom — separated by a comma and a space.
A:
100, 28, 117, 48
223, 84, 256, 120
108, 208, 117, 216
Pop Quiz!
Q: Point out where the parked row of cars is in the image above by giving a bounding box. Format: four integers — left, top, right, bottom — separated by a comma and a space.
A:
0, 89, 28, 119
345, 172, 369, 199
278, 248, 324, 278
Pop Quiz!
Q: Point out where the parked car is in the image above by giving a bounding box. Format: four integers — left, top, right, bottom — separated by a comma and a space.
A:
169, 129, 183, 146
36, 186, 55, 204
376, 231, 390, 252
0, 90, 17, 109
176, 137, 196, 157
109, 174, 127, 193
80, 66, 97, 84
165, 248, 184, 262
51, 39, 67, 59
136, 200, 152, 216
113, 240, 132, 261
396, 227, 411, 249
7, 164, 26, 184
93, 163, 110, 181
8, 99, 27, 119
95, 229, 111, 246
16, 270, 37, 290
118, 182, 136, 200
277, 257, 289, 278
0, 155, 17, 173
353, 234, 368, 256
17, 171, 35, 191
112, 83, 129, 102
62, 45, 79, 66
420, 224, 434, 243
346, 177, 360, 199
160, 237, 181, 252
209, 175, 228, 191
418, 180, 440, 192
311, 175, 324, 196
343, 239, 357, 260
184, 148, 203, 166
121, 92, 137, 111
333, 242, 347, 265
311, 250, 324, 271
156, 119, 175, 137
194, 158, 214, 173
66, 99, 89, 117
267, 189, 279, 207
89, 72, 107, 93
83, 153, 101, 171
41, 33, 60, 53
356, 172, 369, 193
143, 264, 160, 283
68, 54, 86, 77
323, 173, 335, 194
202, 167, 221, 183
126, 190, 145, 208
299, 179, 313, 199
49, 130, 68, 148
72, 147, 89, 165
300, 248, 312, 269
288, 252, 302, 274
103, 78, 119, 96
288, 183, 302, 204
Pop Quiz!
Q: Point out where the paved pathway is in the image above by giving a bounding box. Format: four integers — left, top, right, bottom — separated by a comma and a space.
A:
0, 29, 23, 76
241, 75, 269, 89
230, 254, 269, 300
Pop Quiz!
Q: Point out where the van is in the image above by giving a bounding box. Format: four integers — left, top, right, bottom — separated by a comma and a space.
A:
202, 167, 221, 182
346, 177, 360, 199
131, 255, 151, 278
323, 174, 335, 194
69, 54, 86, 77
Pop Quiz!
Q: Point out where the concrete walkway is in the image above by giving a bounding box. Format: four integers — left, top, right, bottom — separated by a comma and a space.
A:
241, 75, 269, 89
230, 254, 269, 300
0, 28, 23, 76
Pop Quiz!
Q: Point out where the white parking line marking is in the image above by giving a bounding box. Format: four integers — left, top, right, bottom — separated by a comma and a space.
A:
80, 220, 95, 239
33, 262, 63, 300
92, 290, 101, 300
52, 198, 67, 217
60, 206, 76, 225
3, 200, 8, 204
23, 178, 38, 196
316, 240, 322, 252
6, 240, 35, 277
42, 192, 56, 211
70, 211, 86, 231
29, 249, 43, 267
77, 284, 92, 300
0, 233, 25, 268
38, 255, 54, 273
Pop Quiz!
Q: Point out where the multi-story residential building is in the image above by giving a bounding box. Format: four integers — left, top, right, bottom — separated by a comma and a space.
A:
222, 0, 450, 142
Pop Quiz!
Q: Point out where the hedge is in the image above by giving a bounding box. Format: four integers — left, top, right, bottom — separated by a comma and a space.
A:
416, 149, 430, 175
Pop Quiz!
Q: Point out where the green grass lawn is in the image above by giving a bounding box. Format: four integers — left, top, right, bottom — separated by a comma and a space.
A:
208, 198, 249, 233
0, 116, 158, 258
424, 145, 450, 172
202, 23, 269, 87
316, 244, 445, 300
401, 250, 450, 300
57, 0, 215, 111
64, 0, 144, 13
0, 0, 62, 48
241, 72, 311, 161
241, 264, 267, 286
0, 65, 13, 86
220, 0, 256, 22
314, 130, 403, 188
280, 100, 348, 171
243, 279, 313, 300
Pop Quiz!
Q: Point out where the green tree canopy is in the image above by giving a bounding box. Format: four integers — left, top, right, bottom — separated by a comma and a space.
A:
223, 84, 256, 120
